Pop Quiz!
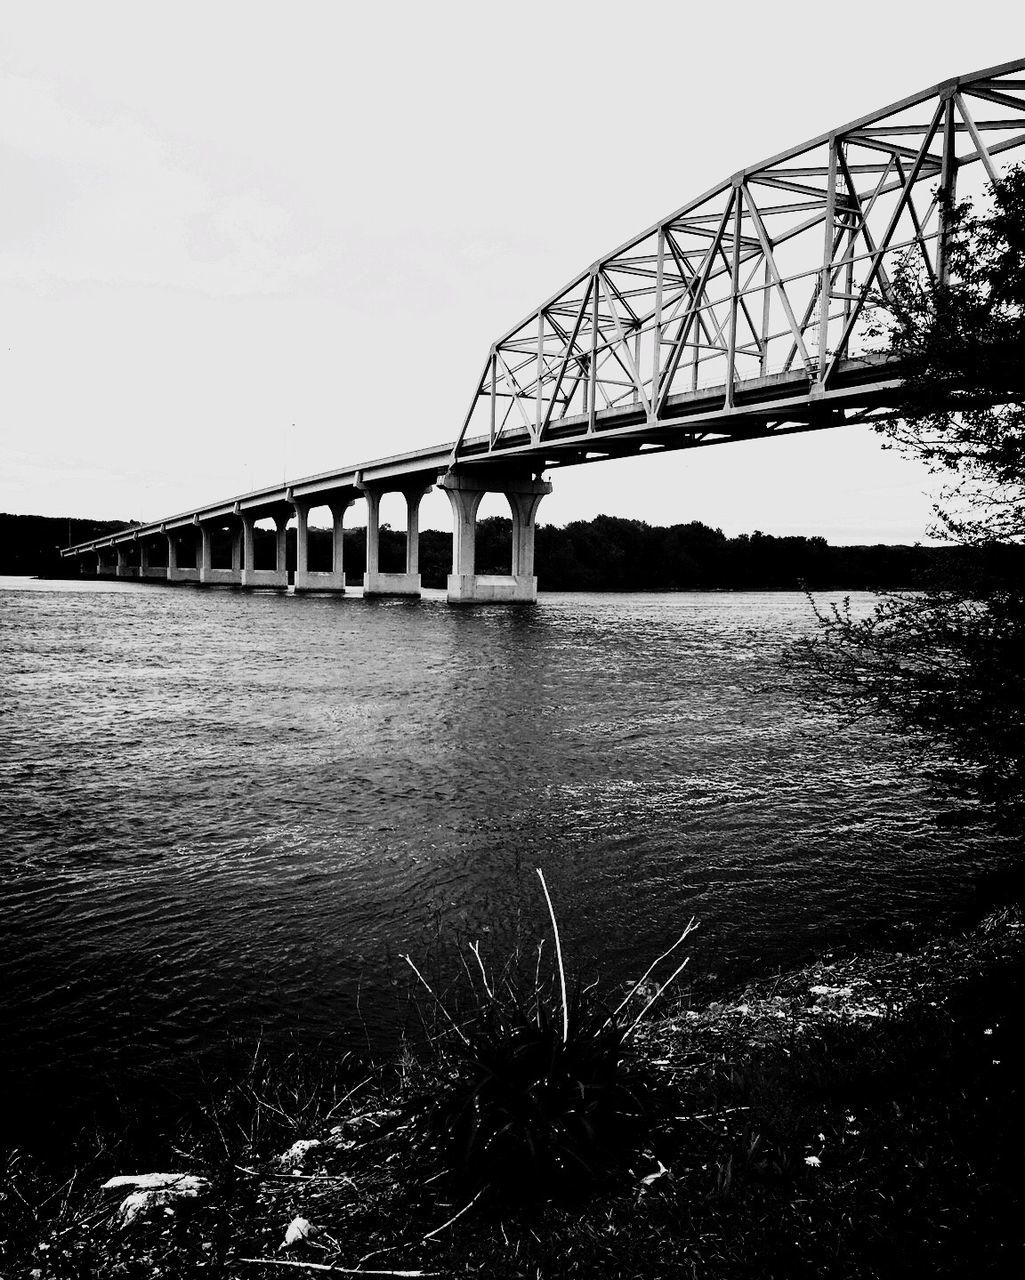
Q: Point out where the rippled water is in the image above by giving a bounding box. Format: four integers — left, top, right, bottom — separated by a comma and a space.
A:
0, 577, 1008, 1132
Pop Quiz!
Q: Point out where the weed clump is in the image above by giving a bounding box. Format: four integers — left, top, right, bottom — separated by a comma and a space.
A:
404, 870, 696, 1200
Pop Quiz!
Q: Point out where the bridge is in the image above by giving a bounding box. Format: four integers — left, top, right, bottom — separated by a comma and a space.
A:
62, 58, 1025, 602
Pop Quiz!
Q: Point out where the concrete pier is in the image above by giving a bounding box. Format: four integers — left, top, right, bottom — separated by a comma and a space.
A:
440, 471, 551, 604
293, 497, 349, 593
196, 519, 242, 586
166, 528, 200, 583
115, 544, 137, 578
360, 483, 428, 597
138, 538, 167, 582
67, 461, 552, 606
241, 511, 289, 589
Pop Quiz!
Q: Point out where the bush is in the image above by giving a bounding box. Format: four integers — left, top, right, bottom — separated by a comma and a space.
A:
404, 872, 695, 1200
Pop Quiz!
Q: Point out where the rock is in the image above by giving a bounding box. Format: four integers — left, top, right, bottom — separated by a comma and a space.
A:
102, 1173, 209, 1228
102, 1173, 209, 1193
277, 1139, 324, 1168
282, 1216, 318, 1248
809, 985, 854, 1001
115, 1189, 181, 1227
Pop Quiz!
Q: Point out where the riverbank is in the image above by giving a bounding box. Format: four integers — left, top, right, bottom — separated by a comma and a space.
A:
3, 897, 1022, 1279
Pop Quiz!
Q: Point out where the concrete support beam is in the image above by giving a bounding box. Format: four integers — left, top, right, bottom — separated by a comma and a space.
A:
293, 497, 348, 593
332, 499, 350, 584
198, 523, 214, 585
138, 540, 167, 582
360, 483, 426, 597
294, 503, 309, 578
241, 516, 255, 585
404, 485, 431, 576
363, 487, 381, 579
440, 471, 551, 604
198, 522, 242, 587
114, 545, 136, 578
509, 489, 547, 578
240, 512, 288, 589
275, 512, 289, 580
166, 531, 198, 583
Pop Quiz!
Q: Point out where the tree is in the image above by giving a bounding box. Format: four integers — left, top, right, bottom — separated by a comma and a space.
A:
796, 166, 1025, 829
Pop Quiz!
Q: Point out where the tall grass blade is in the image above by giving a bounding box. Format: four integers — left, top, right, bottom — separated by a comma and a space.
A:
608, 918, 699, 1022
401, 954, 469, 1046
535, 868, 569, 1045
468, 941, 493, 999
624, 956, 693, 1037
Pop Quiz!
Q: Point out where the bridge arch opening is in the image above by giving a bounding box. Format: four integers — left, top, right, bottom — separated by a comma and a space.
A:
250, 516, 280, 571
304, 504, 335, 573
474, 492, 513, 577
374, 491, 408, 574
205, 522, 238, 571
419, 488, 451, 589
169, 531, 198, 570
143, 538, 168, 568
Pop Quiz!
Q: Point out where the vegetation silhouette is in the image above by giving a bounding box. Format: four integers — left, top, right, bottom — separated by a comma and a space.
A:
796, 166, 1025, 829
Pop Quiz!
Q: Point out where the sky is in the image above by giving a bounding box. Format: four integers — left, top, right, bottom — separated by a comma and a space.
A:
1, 1, 1021, 542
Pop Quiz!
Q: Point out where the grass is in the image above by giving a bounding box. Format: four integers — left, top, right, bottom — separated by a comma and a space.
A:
1, 899, 1023, 1278
401, 871, 696, 1200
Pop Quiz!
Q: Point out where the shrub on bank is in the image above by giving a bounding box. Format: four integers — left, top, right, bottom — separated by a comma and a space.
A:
403, 871, 697, 1199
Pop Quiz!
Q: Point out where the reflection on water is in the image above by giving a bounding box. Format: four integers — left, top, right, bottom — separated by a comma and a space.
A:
0, 577, 1010, 1126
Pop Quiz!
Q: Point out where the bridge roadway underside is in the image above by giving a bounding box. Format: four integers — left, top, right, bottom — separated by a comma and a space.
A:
62, 357, 901, 604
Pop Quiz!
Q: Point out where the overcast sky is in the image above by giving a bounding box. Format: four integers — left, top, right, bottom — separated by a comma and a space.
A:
2, 2, 1020, 541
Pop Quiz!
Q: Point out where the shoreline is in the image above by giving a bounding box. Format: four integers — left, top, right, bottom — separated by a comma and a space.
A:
4, 892, 1022, 1278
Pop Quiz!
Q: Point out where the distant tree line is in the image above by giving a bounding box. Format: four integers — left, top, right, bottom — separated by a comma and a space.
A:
7, 509, 1021, 591
0, 514, 134, 576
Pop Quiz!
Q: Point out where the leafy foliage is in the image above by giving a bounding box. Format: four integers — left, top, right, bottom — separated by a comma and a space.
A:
869, 165, 1025, 544
797, 167, 1025, 828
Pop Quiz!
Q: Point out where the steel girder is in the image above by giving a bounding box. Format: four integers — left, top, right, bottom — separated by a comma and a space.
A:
452, 58, 1025, 470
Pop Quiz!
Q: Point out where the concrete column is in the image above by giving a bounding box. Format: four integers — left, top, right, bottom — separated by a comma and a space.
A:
274, 512, 289, 579
509, 489, 548, 578
164, 529, 196, 584
331, 501, 351, 581
115, 545, 131, 578
440, 471, 550, 604
198, 524, 214, 584
294, 498, 348, 593
361, 484, 424, 597
294, 503, 310, 577
364, 489, 381, 577
440, 473, 485, 586
405, 486, 431, 576
144, 539, 169, 583
241, 513, 288, 589
197, 523, 243, 587
241, 516, 255, 585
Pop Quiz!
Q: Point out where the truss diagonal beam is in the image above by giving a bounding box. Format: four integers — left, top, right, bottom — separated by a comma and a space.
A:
455, 59, 1025, 464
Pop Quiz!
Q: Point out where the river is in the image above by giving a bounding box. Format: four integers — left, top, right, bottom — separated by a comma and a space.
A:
0, 577, 1008, 1137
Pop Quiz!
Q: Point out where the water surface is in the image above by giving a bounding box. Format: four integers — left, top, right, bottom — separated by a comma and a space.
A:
0, 578, 1007, 1131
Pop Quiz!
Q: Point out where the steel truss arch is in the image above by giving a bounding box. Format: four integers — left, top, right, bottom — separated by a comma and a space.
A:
452, 57, 1025, 469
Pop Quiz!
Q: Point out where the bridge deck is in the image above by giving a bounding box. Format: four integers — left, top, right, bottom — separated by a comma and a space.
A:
63, 354, 899, 556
